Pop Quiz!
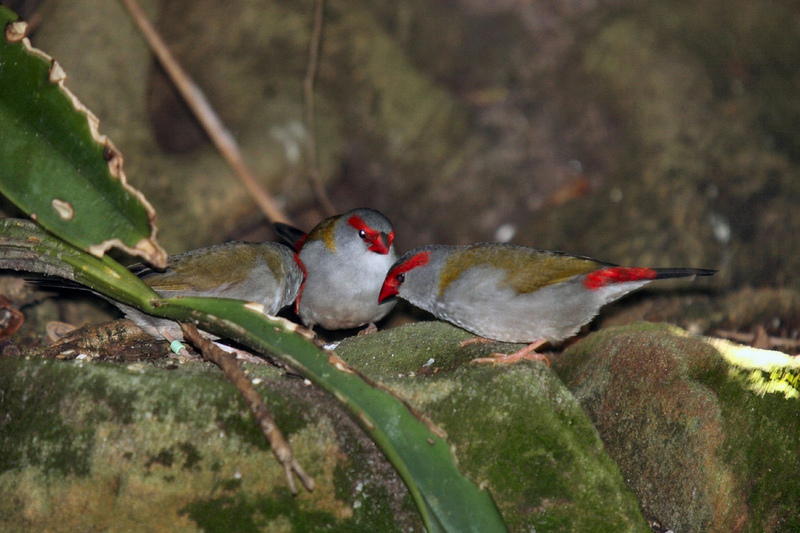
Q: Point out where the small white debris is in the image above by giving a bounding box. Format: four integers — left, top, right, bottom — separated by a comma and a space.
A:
686, 322, 703, 335
269, 121, 307, 164
251, 378, 263, 385
303, 379, 312, 386
568, 159, 583, 172
75, 353, 88, 360
323, 341, 340, 350
422, 358, 435, 367
234, 471, 242, 480
494, 223, 516, 243
708, 213, 731, 244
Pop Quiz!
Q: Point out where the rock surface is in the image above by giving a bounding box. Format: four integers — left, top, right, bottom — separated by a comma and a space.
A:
2, 321, 653, 532
0, 353, 421, 532
555, 323, 800, 532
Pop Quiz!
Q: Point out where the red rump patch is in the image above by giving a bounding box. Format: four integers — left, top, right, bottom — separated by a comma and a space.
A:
583, 267, 658, 290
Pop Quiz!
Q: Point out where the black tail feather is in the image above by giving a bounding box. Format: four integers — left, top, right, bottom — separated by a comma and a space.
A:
652, 268, 717, 280
274, 223, 307, 252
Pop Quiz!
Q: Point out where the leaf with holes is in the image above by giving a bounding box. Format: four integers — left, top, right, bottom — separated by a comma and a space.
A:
0, 6, 166, 267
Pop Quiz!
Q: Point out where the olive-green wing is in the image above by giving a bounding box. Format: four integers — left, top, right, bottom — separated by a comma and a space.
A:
440, 244, 609, 296
142, 243, 267, 294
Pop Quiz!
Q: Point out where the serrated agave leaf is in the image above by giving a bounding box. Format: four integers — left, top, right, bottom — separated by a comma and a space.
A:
0, 6, 166, 267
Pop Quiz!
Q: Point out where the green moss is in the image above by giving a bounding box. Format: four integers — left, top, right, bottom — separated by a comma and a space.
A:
336, 320, 479, 375
178, 442, 203, 471
558, 323, 800, 531
337, 322, 650, 531
0, 355, 415, 531
0, 358, 95, 477
714, 367, 800, 530
182, 488, 372, 533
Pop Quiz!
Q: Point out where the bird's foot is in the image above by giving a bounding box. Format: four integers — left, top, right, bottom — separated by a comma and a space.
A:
357, 323, 378, 336
459, 336, 493, 347
470, 340, 550, 367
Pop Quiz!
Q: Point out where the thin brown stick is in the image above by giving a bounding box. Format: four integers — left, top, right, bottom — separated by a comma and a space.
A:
712, 329, 800, 350
180, 323, 315, 494
303, 0, 336, 216
119, 0, 291, 225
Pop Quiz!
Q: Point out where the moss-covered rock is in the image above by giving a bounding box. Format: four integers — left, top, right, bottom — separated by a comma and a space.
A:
336, 321, 650, 532
555, 323, 800, 532
0, 320, 652, 532
0, 355, 420, 532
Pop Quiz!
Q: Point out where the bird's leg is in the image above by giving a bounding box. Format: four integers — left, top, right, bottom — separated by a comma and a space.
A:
470, 339, 550, 366
357, 322, 378, 336
459, 336, 493, 347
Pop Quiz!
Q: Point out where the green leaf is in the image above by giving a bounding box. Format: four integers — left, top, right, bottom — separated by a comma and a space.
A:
0, 6, 166, 267
0, 218, 509, 532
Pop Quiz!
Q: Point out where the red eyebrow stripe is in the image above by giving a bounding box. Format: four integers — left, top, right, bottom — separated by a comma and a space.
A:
390, 251, 431, 277
583, 267, 657, 290
347, 215, 378, 239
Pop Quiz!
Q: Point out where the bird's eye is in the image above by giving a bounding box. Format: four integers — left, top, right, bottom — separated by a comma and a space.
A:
396, 273, 405, 283
358, 229, 367, 239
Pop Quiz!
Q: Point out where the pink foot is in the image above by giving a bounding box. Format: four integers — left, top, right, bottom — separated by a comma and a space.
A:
470, 340, 550, 367
357, 323, 378, 336
459, 336, 493, 348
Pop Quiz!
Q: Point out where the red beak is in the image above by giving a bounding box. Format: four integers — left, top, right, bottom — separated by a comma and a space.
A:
378, 278, 399, 303
368, 231, 393, 255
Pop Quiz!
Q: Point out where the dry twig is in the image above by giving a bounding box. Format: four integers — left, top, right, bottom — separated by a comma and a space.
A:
119, 0, 291, 224
180, 323, 315, 494
303, 0, 336, 216
712, 327, 800, 351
